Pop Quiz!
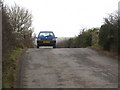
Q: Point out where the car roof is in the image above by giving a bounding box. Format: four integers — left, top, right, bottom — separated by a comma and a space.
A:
40, 31, 53, 33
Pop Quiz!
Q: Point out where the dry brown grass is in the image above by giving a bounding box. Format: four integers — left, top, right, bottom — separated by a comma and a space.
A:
89, 45, 119, 60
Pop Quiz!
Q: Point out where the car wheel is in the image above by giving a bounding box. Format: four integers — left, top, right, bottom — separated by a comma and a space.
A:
53, 45, 56, 48
37, 45, 39, 48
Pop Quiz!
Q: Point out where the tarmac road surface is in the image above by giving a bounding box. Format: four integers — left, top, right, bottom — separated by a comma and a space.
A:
18, 47, 118, 88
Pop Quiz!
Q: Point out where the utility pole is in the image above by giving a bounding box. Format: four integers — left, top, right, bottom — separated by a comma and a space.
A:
0, 0, 2, 89
118, 1, 120, 22
118, 2, 120, 89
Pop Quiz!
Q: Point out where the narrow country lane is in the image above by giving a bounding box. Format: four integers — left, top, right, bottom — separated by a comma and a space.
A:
18, 48, 118, 88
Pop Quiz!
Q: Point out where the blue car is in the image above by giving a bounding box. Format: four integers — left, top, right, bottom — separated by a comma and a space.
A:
37, 31, 57, 48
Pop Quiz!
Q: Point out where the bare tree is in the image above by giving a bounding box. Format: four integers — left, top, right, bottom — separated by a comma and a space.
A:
7, 4, 32, 32
104, 11, 118, 26
5, 4, 34, 48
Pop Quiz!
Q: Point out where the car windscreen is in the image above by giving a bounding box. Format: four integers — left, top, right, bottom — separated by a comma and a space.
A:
39, 32, 55, 37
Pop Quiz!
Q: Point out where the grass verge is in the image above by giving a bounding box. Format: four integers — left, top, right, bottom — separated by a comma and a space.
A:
2, 48, 23, 88
89, 45, 119, 60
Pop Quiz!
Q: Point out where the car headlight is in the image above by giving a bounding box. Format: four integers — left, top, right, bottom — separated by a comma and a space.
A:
37, 38, 41, 40
52, 38, 56, 40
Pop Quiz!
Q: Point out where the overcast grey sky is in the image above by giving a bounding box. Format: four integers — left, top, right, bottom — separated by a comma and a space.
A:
5, 0, 119, 37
